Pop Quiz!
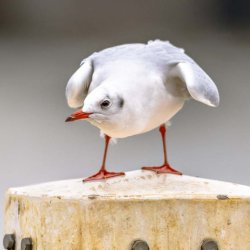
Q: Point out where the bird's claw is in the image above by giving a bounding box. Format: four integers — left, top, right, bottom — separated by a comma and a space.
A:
142, 164, 182, 175
83, 169, 125, 182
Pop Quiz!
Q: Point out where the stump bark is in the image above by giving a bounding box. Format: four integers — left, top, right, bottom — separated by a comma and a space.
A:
4, 170, 250, 250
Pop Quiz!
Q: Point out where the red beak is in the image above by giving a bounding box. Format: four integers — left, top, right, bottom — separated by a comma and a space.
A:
65, 110, 92, 122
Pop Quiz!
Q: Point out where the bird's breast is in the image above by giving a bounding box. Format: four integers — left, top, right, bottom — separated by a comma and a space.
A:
88, 67, 186, 138
92, 94, 185, 139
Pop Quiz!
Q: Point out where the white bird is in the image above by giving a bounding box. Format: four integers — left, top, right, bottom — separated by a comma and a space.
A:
65, 40, 219, 182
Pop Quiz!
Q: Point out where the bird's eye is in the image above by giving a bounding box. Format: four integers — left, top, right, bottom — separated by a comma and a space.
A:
100, 99, 111, 109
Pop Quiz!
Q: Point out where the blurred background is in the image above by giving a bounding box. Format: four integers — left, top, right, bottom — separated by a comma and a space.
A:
1, 0, 250, 236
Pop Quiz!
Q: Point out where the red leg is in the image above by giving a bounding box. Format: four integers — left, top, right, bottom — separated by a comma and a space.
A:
142, 124, 182, 175
83, 135, 125, 182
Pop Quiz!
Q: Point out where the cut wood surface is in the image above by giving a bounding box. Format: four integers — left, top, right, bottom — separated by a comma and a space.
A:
4, 170, 250, 249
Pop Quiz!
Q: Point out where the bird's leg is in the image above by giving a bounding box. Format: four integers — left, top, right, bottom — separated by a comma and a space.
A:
142, 124, 182, 175
83, 135, 125, 182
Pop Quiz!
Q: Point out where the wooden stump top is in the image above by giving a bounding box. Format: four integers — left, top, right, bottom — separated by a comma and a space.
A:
5, 171, 250, 249
7, 170, 250, 200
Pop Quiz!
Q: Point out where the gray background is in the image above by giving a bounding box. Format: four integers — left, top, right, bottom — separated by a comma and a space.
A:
1, 0, 250, 236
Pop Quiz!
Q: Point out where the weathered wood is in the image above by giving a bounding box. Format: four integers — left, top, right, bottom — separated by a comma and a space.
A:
4, 170, 250, 250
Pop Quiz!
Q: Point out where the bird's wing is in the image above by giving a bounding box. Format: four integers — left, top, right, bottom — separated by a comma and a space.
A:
147, 40, 219, 107
169, 61, 219, 107
66, 59, 93, 108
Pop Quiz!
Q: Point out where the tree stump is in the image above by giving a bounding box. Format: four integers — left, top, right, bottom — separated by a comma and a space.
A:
4, 170, 250, 249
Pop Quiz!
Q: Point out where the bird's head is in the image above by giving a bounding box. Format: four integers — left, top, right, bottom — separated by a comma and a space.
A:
65, 85, 126, 131
65, 62, 157, 137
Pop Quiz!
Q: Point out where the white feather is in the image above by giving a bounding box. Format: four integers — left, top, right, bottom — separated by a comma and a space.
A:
66, 40, 219, 138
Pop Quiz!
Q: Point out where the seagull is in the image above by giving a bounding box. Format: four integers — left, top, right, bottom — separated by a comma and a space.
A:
65, 40, 219, 182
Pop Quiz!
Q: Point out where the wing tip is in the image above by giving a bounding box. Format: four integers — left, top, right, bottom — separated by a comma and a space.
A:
211, 98, 220, 107
209, 87, 220, 107
201, 90, 220, 107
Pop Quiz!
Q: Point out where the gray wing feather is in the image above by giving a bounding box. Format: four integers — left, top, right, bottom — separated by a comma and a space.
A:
170, 61, 220, 107
148, 40, 219, 107
65, 60, 93, 108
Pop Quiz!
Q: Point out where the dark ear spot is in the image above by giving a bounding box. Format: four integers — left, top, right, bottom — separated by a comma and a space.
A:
119, 97, 124, 108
